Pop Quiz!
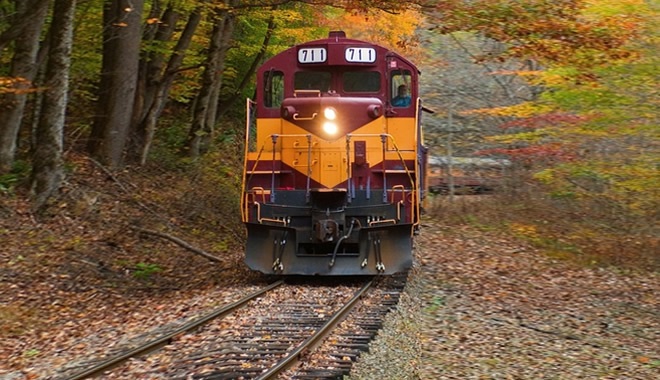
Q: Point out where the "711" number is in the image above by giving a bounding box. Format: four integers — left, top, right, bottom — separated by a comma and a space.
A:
345, 47, 376, 63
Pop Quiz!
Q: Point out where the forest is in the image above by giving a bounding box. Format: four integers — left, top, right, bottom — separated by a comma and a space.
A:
2, 0, 655, 267
1, 0, 658, 377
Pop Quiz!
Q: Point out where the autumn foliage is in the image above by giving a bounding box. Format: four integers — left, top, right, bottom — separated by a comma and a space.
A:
0, 0, 656, 268
432, 0, 643, 67
426, 0, 658, 268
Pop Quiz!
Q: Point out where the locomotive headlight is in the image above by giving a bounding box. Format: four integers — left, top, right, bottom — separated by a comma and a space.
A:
323, 121, 338, 135
323, 107, 337, 120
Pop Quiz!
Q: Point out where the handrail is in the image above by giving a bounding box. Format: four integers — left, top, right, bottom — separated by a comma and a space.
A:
349, 133, 418, 223
369, 218, 397, 226
249, 187, 267, 203
293, 112, 317, 121
305, 134, 312, 203
244, 132, 419, 224
243, 142, 269, 222
254, 202, 288, 226
390, 185, 405, 203
294, 89, 321, 97
270, 136, 278, 203
241, 99, 258, 222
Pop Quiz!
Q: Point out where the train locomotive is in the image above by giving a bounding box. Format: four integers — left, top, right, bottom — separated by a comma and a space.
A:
241, 31, 428, 275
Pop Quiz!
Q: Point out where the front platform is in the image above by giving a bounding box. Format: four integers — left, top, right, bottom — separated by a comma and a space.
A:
244, 222, 414, 275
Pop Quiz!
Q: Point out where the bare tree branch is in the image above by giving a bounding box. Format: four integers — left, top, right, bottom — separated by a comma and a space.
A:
131, 226, 225, 263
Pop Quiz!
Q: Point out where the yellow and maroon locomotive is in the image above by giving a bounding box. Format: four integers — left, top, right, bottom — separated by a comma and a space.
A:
241, 31, 428, 275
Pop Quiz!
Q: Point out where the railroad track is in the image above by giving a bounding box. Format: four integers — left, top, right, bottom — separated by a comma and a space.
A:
57, 274, 407, 379
64, 280, 285, 380
285, 274, 407, 379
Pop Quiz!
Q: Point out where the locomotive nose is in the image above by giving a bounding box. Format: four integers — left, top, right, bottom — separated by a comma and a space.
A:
280, 97, 384, 139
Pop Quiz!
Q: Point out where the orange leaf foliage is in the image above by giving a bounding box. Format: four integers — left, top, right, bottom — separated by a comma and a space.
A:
319, 7, 423, 59
428, 0, 643, 68
0, 77, 37, 94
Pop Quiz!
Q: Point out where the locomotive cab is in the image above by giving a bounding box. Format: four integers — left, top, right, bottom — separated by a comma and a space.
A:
241, 31, 427, 275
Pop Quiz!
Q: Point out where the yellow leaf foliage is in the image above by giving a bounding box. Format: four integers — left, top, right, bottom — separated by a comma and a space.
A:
533, 157, 659, 216
486, 129, 555, 145
583, 0, 650, 18
469, 102, 554, 118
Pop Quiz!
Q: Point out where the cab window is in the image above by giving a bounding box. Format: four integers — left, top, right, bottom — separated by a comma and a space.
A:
264, 70, 284, 108
343, 72, 380, 93
391, 70, 412, 108
294, 71, 331, 92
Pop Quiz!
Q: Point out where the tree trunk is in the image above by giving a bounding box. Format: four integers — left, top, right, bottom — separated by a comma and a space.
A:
0, 0, 48, 174
30, 0, 76, 211
141, 6, 180, 119
130, 7, 202, 165
216, 13, 276, 122
0, 0, 50, 55
126, 3, 177, 163
87, 0, 144, 168
186, 3, 237, 158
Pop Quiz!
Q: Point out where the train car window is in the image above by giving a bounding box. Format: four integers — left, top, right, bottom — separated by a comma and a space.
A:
391, 70, 412, 108
294, 71, 331, 92
264, 70, 284, 108
343, 72, 380, 93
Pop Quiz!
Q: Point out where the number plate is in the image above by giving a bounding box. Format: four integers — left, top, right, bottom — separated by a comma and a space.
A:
345, 47, 376, 63
298, 48, 327, 64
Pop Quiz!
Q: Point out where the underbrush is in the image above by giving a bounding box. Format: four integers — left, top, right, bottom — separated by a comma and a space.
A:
0, 128, 258, 360
1, 131, 251, 293
427, 185, 658, 271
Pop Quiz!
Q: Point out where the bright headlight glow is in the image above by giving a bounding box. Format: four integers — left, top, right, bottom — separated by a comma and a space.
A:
323, 122, 338, 135
323, 107, 337, 120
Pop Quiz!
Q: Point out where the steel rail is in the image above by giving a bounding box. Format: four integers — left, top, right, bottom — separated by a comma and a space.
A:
67, 280, 284, 380
256, 279, 374, 379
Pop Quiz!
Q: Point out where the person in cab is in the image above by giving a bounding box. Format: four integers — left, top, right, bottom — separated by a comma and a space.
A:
392, 84, 411, 107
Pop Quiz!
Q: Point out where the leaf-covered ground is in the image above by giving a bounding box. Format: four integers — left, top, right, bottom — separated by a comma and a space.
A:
349, 219, 659, 379
0, 155, 257, 378
1, 159, 658, 379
